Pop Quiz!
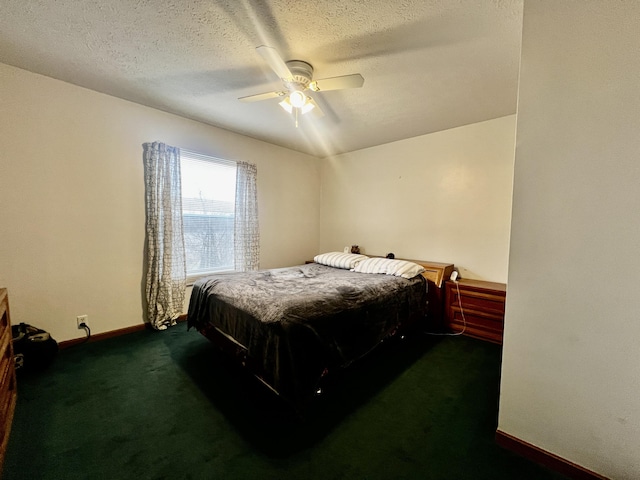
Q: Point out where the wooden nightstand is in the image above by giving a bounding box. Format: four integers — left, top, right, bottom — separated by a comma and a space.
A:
445, 279, 506, 344
0, 288, 17, 468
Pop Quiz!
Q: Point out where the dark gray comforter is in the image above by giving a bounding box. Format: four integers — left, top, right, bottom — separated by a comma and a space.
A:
188, 263, 427, 406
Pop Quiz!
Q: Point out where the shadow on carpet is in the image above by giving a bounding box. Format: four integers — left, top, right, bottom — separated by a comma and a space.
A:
172, 330, 439, 457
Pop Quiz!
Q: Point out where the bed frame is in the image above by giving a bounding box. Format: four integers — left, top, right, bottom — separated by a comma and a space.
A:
193, 259, 454, 409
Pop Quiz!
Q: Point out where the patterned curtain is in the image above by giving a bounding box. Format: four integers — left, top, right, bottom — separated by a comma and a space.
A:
234, 161, 260, 271
142, 142, 187, 330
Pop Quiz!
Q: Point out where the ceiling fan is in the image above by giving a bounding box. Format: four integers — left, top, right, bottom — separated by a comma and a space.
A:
239, 45, 365, 126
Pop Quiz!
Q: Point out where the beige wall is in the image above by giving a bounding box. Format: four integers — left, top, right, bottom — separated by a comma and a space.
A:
0, 63, 320, 343
319, 115, 516, 282
499, 2, 640, 478
0, 62, 516, 345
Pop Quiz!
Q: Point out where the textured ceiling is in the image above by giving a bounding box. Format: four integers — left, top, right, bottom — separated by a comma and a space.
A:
0, 0, 523, 158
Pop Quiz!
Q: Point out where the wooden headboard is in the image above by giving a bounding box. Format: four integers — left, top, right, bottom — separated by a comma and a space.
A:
412, 260, 455, 289
414, 260, 455, 330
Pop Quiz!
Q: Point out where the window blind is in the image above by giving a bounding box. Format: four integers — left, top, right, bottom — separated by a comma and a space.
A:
180, 149, 237, 277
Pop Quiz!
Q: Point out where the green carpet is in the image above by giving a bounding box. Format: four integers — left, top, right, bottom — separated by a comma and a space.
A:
3, 327, 565, 480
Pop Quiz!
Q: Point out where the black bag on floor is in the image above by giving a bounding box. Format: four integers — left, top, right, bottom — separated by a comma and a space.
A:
12, 323, 58, 372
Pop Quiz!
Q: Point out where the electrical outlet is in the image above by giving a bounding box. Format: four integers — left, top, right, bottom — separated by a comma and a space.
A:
77, 315, 88, 329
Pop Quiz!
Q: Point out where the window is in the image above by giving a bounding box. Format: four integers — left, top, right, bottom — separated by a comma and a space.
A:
180, 149, 237, 278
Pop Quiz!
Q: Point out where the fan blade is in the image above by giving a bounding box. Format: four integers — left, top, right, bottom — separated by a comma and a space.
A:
256, 45, 293, 81
238, 91, 285, 103
310, 74, 364, 92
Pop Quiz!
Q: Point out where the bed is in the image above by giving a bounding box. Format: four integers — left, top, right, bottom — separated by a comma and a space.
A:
187, 253, 453, 409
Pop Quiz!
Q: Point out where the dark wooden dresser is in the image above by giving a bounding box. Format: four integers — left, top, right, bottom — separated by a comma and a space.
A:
445, 279, 507, 344
0, 288, 17, 469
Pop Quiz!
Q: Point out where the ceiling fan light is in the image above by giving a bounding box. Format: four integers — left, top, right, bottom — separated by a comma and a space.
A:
279, 98, 293, 113
301, 100, 315, 115
289, 90, 306, 108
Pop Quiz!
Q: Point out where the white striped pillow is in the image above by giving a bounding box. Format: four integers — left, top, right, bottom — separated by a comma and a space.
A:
352, 257, 426, 279
313, 252, 369, 270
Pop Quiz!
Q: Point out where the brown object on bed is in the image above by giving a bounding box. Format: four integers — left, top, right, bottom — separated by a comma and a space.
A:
187, 262, 429, 409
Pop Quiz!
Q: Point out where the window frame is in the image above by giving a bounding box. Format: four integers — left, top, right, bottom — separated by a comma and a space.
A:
180, 148, 237, 285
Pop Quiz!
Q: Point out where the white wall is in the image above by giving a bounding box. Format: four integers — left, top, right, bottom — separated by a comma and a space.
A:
0, 63, 320, 343
499, 2, 640, 478
319, 115, 516, 282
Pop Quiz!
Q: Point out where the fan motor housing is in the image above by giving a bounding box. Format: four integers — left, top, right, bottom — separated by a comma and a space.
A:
285, 60, 313, 89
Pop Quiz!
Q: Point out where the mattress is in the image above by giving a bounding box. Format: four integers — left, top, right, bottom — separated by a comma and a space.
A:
187, 262, 428, 405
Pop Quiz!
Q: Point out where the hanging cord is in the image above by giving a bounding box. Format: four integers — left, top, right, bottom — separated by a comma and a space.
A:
424, 278, 467, 337
71, 323, 92, 346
